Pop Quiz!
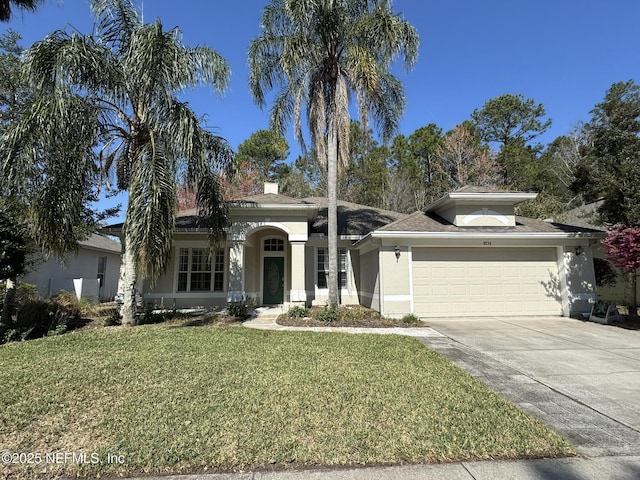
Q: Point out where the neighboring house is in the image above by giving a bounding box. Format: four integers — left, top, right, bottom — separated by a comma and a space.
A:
103, 184, 605, 318
21, 233, 122, 301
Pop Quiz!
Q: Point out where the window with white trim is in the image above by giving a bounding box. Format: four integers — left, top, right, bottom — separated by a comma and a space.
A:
97, 256, 107, 289
264, 238, 284, 251
317, 247, 347, 289
177, 248, 225, 292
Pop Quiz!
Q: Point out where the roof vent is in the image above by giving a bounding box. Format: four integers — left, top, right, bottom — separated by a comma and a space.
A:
264, 182, 279, 194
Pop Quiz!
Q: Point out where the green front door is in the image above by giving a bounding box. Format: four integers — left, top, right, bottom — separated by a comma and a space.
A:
263, 257, 284, 304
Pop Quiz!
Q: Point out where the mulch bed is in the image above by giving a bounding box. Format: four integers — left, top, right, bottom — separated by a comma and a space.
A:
276, 316, 427, 328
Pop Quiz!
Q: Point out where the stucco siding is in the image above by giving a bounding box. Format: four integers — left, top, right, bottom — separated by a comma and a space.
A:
380, 246, 412, 316
561, 245, 598, 316
358, 248, 380, 310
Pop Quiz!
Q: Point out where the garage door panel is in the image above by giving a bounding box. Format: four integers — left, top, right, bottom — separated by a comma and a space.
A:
502, 284, 522, 295
468, 285, 486, 295
412, 248, 561, 318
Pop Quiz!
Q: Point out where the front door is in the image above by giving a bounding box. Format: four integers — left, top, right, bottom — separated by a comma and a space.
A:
263, 257, 284, 304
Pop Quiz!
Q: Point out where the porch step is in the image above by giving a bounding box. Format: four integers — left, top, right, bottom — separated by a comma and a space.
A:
245, 308, 282, 327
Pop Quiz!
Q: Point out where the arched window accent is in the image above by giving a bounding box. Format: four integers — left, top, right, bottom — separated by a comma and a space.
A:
264, 237, 284, 252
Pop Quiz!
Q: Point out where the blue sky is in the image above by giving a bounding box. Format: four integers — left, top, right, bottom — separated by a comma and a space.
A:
5, 0, 640, 222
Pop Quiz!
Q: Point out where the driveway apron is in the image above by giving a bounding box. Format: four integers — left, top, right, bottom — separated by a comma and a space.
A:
419, 317, 640, 457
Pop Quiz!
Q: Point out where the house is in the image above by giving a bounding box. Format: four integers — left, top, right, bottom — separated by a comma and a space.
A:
103, 184, 605, 318
558, 200, 639, 306
21, 233, 122, 301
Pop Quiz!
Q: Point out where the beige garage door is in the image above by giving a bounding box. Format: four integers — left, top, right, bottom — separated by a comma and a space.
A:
412, 248, 561, 318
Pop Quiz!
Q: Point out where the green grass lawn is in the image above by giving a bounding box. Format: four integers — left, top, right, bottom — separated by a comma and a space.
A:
0, 324, 573, 479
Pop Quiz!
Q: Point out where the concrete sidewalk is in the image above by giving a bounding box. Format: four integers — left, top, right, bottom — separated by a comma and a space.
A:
129, 455, 640, 480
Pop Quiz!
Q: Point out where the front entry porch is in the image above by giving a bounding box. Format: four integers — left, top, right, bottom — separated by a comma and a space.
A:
227, 225, 308, 307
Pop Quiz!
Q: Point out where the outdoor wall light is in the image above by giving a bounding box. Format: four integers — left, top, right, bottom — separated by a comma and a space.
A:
575, 246, 584, 256
394, 245, 401, 261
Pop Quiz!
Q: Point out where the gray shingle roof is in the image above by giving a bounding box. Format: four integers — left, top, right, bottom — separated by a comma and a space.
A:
133, 196, 406, 236
103, 189, 604, 239
232, 193, 316, 205
78, 233, 122, 253
376, 210, 606, 235
450, 185, 511, 194
303, 197, 408, 236
555, 201, 604, 229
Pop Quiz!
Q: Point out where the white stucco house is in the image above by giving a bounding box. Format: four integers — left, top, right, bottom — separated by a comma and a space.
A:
104, 184, 605, 318
21, 233, 122, 301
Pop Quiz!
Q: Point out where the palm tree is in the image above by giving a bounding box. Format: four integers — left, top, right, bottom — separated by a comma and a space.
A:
1, 0, 233, 324
0, 0, 43, 21
249, 0, 418, 304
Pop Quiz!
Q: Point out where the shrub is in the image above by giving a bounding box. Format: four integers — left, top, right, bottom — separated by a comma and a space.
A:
0, 281, 39, 320
47, 324, 68, 336
401, 313, 420, 324
164, 310, 189, 321
226, 303, 248, 319
313, 303, 339, 323
103, 311, 122, 326
286, 305, 309, 318
3, 328, 21, 343
51, 292, 83, 328
15, 299, 58, 339
136, 302, 165, 325
2, 293, 85, 343
338, 305, 383, 322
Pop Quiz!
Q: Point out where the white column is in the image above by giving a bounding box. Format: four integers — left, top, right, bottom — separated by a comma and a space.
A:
557, 246, 571, 317
289, 242, 307, 304
227, 241, 246, 303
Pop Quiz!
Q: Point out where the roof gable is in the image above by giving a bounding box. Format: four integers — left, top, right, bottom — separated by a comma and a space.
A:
424, 187, 537, 227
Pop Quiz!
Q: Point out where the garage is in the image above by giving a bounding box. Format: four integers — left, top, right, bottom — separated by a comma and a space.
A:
412, 247, 562, 318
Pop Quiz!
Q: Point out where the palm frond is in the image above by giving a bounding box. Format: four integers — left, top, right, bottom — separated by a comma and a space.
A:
195, 170, 230, 249
349, 0, 419, 70
0, 0, 44, 22
124, 140, 177, 283
124, 21, 231, 115
269, 83, 297, 138
90, 0, 140, 54
23, 29, 124, 100
11, 93, 101, 257
365, 69, 405, 142
188, 45, 231, 93
249, 34, 287, 108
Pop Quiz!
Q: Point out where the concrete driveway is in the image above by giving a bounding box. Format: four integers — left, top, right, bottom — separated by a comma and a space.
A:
419, 316, 640, 457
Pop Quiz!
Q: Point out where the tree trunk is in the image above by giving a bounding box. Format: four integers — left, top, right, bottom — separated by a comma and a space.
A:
630, 271, 639, 319
327, 117, 339, 306
118, 232, 138, 326
1, 276, 17, 328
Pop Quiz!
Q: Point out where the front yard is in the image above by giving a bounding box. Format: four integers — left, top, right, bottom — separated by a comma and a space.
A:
0, 324, 573, 479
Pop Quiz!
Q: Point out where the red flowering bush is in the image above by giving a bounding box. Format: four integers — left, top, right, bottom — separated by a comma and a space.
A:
602, 225, 640, 316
